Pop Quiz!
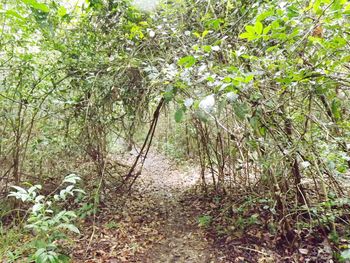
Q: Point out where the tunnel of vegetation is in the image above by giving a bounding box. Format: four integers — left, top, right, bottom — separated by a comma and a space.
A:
0, 0, 350, 262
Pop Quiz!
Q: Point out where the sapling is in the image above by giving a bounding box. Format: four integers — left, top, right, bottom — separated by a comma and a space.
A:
8, 174, 85, 263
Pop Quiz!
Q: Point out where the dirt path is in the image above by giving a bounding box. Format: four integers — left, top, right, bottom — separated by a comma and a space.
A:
133, 151, 218, 262
73, 150, 224, 262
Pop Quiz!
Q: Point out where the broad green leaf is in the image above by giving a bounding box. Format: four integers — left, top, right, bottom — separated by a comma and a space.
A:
59, 189, 66, 200
64, 211, 77, 218
193, 32, 201, 38
57, 6, 67, 17
23, 0, 50, 13
178, 56, 196, 68
244, 75, 254, 83
341, 249, 350, 259
5, 10, 25, 20
205, 19, 223, 30
163, 91, 174, 102
239, 32, 254, 40
271, 20, 280, 29
28, 185, 42, 193
175, 108, 184, 123
331, 99, 341, 120
32, 203, 44, 213
54, 210, 67, 221
263, 25, 271, 35
250, 116, 259, 131
202, 45, 212, 52
313, 0, 321, 14
63, 174, 80, 184
10, 186, 27, 194
34, 248, 46, 258
255, 21, 263, 35
266, 45, 279, 52
346, 3, 350, 11
202, 30, 210, 38
256, 10, 274, 21
233, 102, 248, 120
59, 223, 80, 234
245, 25, 255, 34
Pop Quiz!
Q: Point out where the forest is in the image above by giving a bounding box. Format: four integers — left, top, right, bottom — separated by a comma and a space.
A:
0, 0, 350, 262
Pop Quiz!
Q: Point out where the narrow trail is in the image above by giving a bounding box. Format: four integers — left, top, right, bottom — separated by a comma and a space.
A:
74, 150, 225, 262
136, 152, 216, 263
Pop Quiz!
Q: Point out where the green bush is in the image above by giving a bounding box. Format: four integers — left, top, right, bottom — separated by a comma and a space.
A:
8, 174, 85, 263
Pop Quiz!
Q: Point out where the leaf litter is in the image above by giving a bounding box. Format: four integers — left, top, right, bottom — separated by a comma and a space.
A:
71, 149, 335, 262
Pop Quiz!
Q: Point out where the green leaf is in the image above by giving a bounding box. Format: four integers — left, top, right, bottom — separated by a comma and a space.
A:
244, 75, 254, 83
331, 99, 341, 120
34, 248, 46, 258
178, 56, 196, 68
205, 19, 223, 30
59, 223, 80, 234
193, 32, 201, 38
250, 116, 260, 131
256, 10, 274, 21
175, 108, 184, 123
5, 10, 25, 20
163, 91, 174, 103
23, 0, 50, 13
245, 25, 255, 34
63, 174, 80, 184
57, 254, 70, 263
233, 102, 248, 120
263, 25, 271, 35
341, 249, 350, 259
57, 6, 67, 17
10, 186, 27, 194
202, 45, 212, 52
202, 30, 210, 38
255, 21, 263, 35
239, 32, 254, 39
36, 253, 47, 263
266, 45, 279, 52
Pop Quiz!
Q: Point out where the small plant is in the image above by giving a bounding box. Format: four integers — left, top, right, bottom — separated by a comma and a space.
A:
105, 220, 120, 230
198, 215, 212, 228
8, 174, 85, 263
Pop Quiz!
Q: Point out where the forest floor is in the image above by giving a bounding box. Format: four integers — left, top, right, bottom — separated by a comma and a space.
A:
73, 150, 227, 262
71, 150, 333, 262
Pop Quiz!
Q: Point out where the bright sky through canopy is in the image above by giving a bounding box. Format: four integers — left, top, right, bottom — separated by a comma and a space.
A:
133, 0, 160, 11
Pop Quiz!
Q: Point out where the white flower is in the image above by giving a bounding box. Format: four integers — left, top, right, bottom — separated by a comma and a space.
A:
212, 46, 220, 51
199, 95, 215, 112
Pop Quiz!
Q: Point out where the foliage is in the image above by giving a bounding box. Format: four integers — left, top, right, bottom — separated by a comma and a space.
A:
197, 214, 212, 228
0, 0, 349, 260
8, 174, 84, 262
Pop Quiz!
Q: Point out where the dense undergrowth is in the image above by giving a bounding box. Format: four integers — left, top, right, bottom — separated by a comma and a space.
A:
0, 0, 350, 261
